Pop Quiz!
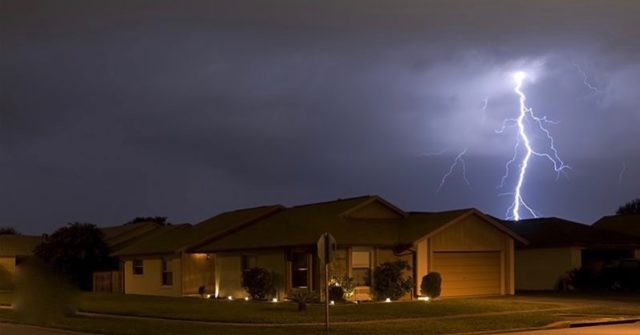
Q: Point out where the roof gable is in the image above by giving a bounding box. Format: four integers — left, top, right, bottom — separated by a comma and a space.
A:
342, 197, 406, 219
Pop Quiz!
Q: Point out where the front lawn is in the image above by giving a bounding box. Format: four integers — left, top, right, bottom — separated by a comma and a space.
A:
74, 292, 558, 323
2, 291, 639, 335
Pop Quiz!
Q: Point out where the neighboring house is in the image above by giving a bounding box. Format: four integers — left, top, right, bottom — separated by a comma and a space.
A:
113, 206, 283, 297
192, 195, 526, 301
500, 217, 640, 291
0, 234, 43, 288
593, 214, 640, 252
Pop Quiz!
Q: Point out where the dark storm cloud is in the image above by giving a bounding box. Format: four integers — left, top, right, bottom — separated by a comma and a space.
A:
1, 0, 639, 233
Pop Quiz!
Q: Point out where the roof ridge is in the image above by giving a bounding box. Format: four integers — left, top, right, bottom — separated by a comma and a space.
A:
289, 195, 374, 209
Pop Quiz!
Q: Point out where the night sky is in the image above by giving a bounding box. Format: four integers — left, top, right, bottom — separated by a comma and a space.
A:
2, 1, 639, 234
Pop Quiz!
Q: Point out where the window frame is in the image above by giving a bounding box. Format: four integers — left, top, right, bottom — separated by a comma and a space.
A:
132, 259, 144, 276
291, 251, 311, 289
161, 257, 173, 286
351, 249, 372, 287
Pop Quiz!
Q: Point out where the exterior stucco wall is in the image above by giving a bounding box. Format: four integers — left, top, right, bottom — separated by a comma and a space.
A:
0, 257, 15, 289
0, 257, 16, 274
514, 247, 581, 290
181, 253, 215, 296
123, 257, 182, 296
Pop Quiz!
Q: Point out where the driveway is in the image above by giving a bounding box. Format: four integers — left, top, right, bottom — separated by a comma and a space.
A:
0, 322, 95, 335
498, 322, 640, 335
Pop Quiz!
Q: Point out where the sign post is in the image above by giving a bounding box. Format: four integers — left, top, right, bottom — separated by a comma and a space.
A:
317, 232, 336, 331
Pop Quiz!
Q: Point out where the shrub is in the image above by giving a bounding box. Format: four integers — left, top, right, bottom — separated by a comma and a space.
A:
288, 289, 318, 311
420, 272, 442, 299
328, 285, 345, 302
241, 267, 275, 300
330, 275, 355, 300
198, 285, 206, 298
372, 260, 413, 301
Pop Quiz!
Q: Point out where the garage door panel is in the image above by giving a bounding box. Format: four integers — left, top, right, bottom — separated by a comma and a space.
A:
433, 251, 501, 297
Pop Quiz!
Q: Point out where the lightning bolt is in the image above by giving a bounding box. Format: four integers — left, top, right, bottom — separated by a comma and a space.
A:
618, 162, 627, 186
499, 71, 570, 221
437, 148, 471, 193
572, 63, 605, 94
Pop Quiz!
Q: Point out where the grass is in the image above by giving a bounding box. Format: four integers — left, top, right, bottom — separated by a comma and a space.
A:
0, 307, 563, 335
1, 291, 640, 334
75, 292, 559, 323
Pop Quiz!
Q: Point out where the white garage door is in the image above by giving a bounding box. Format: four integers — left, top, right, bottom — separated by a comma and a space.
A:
432, 251, 501, 297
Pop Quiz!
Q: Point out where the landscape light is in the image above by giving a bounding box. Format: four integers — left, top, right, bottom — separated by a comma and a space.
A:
384, 298, 391, 303
272, 298, 278, 303
205, 294, 211, 299
418, 296, 431, 302
227, 296, 233, 301
244, 297, 249, 301
330, 300, 335, 305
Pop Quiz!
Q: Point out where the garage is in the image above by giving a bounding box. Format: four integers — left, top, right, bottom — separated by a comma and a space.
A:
432, 251, 501, 297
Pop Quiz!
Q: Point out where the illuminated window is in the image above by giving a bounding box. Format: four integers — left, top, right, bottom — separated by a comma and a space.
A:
292, 252, 309, 288
161, 258, 173, 286
132, 259, 144, 275
351, 250, 371, 286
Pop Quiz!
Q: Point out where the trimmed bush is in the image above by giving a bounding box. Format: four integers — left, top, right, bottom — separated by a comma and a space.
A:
420, 272, 442, 298
372, 260, 413, 301
241, 267, 275, 300
328, 285, 345, 302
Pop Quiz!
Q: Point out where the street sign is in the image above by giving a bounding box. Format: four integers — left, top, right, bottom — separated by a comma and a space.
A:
316, 232, 336, 331
317, 232, 336, 264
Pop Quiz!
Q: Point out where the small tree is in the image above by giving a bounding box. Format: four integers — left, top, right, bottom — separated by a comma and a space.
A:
241, 267, 275, 300
372, 260, 414, 301
34, 223, 115, 290
420, 272, 442, 299
617, 199, 640, 215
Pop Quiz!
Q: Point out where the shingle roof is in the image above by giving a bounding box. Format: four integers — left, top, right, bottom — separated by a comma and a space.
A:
593, 214, 640, 238
499, 217, 640, 248
112, 205, 283, 257
100, 221, 163, 251
0, 235, 43, 257
193, 199, 523, 252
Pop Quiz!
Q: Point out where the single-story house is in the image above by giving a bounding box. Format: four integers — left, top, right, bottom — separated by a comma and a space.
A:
500, 217, 640, 290
113, 205, 283, 297
0, 234, 44, 288
593, 214, 640, 245
192, 195, 526, 301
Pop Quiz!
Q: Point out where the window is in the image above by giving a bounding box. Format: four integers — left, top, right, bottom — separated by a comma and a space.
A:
161, 258, 173, 286
132, 259, 144, 275
351, 250, 371, 286
241, 255, 257, 272
292, 252, 309, 288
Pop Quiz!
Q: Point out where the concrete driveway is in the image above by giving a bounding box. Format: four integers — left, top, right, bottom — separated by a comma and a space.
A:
499, 322, 640, 335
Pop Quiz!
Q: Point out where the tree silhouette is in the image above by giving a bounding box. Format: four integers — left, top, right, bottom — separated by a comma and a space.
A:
34, 223, 116, 290
0, 227, 18, 235
616, 198, 640, 215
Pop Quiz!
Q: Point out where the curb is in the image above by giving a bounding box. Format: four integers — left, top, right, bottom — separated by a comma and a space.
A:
569, 317, 640, 328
